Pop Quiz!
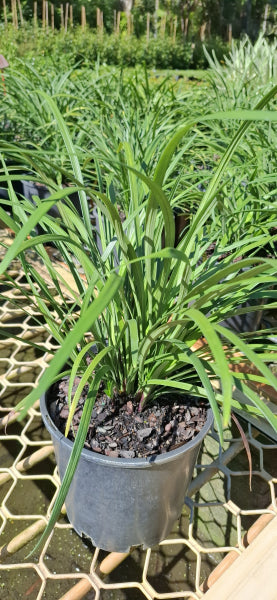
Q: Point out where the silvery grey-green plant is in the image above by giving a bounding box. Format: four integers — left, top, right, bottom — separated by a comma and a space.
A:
204, 34, 277, 111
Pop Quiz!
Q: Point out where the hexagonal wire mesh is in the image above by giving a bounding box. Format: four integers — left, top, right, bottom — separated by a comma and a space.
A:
0, 264, 277, 600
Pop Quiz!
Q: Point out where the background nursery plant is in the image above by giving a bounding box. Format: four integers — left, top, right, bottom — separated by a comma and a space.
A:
0, 89, 277, 551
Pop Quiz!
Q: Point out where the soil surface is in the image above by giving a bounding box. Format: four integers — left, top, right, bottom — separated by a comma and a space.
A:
50, 378, 208, 459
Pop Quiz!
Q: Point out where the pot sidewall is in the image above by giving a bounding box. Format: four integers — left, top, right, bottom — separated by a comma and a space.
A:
40, 390, 213, 552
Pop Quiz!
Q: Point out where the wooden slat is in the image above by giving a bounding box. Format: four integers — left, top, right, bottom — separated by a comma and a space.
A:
202, 516, 277, 600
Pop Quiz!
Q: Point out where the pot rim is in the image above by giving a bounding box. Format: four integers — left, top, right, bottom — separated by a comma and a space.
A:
40, 391, 213, 469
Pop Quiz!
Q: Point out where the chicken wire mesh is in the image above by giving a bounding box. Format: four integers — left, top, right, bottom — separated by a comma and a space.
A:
0, 265, 276, 600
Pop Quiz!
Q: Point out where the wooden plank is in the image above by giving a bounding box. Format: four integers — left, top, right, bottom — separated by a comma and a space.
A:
203, 516, 277, 600
193, 507, 275, 598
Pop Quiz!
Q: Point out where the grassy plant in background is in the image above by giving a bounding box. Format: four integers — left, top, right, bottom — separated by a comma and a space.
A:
0, 59, 207, 198
1, 47, 276, 253
0, 62, 83, 152
0, 57, 276, 257
204, 34, 277, 110
175, 34, 277, 245
0, 22, 229, 70
179, 112, 277, 248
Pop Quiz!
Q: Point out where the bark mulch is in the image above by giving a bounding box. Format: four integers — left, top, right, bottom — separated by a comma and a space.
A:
50, 377, 208, 459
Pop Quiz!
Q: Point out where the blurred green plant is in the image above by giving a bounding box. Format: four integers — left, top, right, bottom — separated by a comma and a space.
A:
0, 22, 228, 69
204, 34, 277, 109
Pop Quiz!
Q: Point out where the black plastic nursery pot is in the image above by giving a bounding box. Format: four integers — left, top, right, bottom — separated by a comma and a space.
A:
40, 390, 213, 553
0, 173, 83, 217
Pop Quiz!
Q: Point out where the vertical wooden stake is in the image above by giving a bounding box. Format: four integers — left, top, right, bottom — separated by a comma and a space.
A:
116, 10, 120, 34
114, 9, 116, 33
160, 14, 166, 38
154, 0, 159, 38
199, 22, 206, 42
64, 2, 69, 32
228, 22, 232, 43
42, 0, 45, 29
262, 3, 269, 33
17, 0, 24, 26
51, 2, 54, 29
34, 0, 37, 28
12, 0, 18, 29
127, 12, 131, 35
60, 3, 64, 28
15, 0, 18, 28
184, 16, 188, 38
81, 5, 86, 29
11, 0, 14, 28
69, 4, 73, 27
45, 0, 48, 31
172, 15, 177, 43
3, 0, 8, 26
146, 12, 150, 43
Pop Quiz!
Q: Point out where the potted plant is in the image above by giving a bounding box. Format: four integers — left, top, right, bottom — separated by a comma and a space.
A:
0, 91, 277, 553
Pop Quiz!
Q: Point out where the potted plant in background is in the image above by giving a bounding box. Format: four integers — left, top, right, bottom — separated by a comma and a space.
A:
0, 89, 277, 554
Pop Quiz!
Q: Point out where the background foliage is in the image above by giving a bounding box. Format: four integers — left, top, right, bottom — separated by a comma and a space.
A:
1, 0, 277, 38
